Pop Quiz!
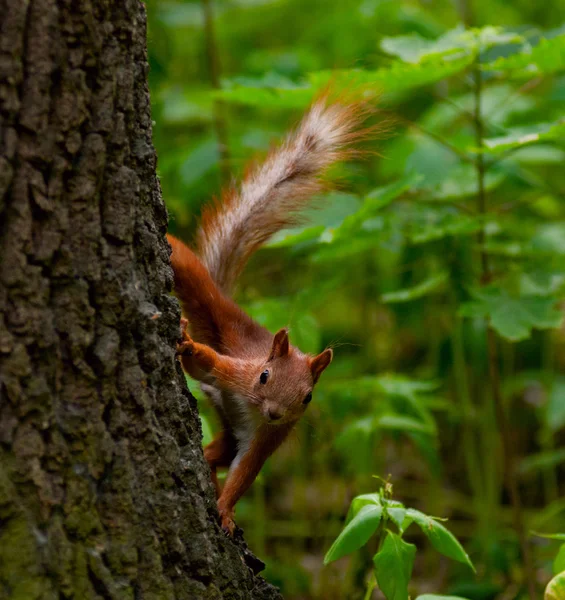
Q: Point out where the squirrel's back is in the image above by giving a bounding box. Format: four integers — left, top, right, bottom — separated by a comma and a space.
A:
195, 95, 375, 294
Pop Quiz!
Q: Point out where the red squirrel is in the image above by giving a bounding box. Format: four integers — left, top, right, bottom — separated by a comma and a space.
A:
167, 96, 373, 535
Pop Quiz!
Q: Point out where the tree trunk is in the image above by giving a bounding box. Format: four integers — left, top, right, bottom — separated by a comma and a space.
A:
0, 1, 281, 598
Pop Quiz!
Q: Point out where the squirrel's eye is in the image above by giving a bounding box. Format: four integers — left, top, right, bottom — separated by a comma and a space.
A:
260, 370, 269, 384
303, 392, 313, 405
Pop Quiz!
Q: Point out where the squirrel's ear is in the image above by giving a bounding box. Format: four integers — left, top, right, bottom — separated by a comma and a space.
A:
310, 348, 333, 383
269, 328, 290, 360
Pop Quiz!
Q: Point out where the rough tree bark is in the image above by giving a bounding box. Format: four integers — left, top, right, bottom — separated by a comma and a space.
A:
0, 1, 282, 598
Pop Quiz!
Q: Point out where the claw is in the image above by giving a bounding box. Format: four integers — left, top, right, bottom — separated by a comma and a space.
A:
176, 318, 194, 356
219, 506, 236, 536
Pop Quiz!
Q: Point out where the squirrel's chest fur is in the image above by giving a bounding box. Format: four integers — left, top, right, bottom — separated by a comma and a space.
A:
200, 383, 260, 454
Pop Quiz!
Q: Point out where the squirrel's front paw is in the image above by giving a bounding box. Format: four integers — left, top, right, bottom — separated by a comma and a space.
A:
176, 318, 194, 357
218, 506, 236, 536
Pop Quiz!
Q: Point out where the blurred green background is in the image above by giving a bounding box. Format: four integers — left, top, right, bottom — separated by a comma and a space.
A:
146, 1, 565, 598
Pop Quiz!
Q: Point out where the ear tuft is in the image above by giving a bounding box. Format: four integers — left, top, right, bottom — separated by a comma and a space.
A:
310, 348, 333, 383
269, 328, 290, 360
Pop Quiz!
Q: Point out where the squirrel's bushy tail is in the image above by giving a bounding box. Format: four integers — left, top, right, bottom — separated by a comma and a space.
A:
196, 95, 378, 294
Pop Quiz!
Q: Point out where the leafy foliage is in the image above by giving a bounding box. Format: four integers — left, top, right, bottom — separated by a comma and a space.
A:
460, 284, 564, 341
483, 34, 565, 78
325, 483, 473, 600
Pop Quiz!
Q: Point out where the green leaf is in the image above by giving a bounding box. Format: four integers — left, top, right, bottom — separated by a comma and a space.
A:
214, 74, 312, 108
381, 26, 522, 64
545, 570, 565, 600
307, 54, 474, 97
179, 138, 220, 186
373, 375, 440, 432
373, 531, 416, 600
481, 122, 565, 154
416, 596, 470, 600
381, 272, 448, 303
348, 493, 383, 521
335, 174, 422, 238
460, 285, 564, 342
484, 34, 565, 78
375, 375, 440, 396
421, 164, 505, 200
532, 532, 565, 542
216, 53, 477, 108
519, 448, 565, 474
554, 544, 565, 576
532, 224, 565, 256
406, 508, 474, 570
324, 503, 383, 564
377, 414, 436, 435
409, 214, 484, 244
267, 225, 325, 248
386, 506, 408, 532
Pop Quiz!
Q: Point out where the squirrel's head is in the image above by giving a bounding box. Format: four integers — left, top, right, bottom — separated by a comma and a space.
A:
252, 328, 332, 425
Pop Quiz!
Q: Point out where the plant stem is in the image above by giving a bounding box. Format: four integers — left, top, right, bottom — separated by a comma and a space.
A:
472, 68, 489, 280
202, 0, 231, 184
471, 61, 538, 600
363, 572, 377, 600
542, 331, 558, 503
451, 315, 484, 505
487, 330, 537, 599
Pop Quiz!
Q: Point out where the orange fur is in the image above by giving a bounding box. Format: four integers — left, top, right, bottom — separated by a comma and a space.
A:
168, 95, 378, 534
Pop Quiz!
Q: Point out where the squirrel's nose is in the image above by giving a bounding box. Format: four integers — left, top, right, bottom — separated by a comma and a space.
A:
267, 409, 283, 421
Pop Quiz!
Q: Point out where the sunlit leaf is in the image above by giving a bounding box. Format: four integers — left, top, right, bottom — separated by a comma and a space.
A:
381, 26, 522, 64
348, 493, 383, 522
308, 54, 474, 96
480, 122, 565, 154
533, 532, 565, 542
545, 570, 565, 600
416, 596, 470, 600
532, 224, 565, 256
484, 34, 565, 78
267, 225, 325, 248
324, 503, 383, 564
374, 531, 416, 600
381, 272, 448, 303
269, 191, 362, 248
406, 508, 475, 570
377, 414, 436, 435
215, 73, 312, 108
